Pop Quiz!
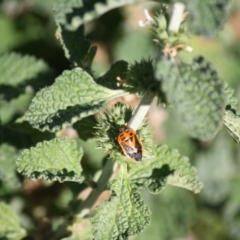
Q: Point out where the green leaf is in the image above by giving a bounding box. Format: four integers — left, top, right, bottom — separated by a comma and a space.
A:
91, 175, 151, 240
189, 0, 231, 37
125, 59, 166, 102
25, 68, 125, 132
56, 23, 91, 68
0, 52, 54, 101
224, 82, 238, 109
0, 94, 32, 125
16, 137, 84, 182
0, 144, 21, 194
223, 109, 240, 144
129, 145, 203, 194
0, 202, 27, 240
54, 0, 141, 30
222, 82, 240, 143
156, 56, 225, 140
0, 15, 43, 53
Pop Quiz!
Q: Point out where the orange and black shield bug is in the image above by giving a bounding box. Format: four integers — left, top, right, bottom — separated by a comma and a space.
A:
117, 126, 144, 161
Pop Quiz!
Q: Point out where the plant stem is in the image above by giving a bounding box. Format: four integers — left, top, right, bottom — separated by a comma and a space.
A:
76, 159, 116, 218
128, 3, 185, 131
168, 3, 185, 32
128, 93, 155, 130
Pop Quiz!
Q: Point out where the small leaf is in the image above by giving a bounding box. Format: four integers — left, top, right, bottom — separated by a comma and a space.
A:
16, 137, 84, 182
91, 175, 151, 240
0, 144, 21, 194
0, 94, 33, 125
54, 0, 141, 30
125, 59, 164, 100
156, 56, 225, 140
0, 52, 53, 101
224, 82, 238, 109
56, 23, 91, 68
223, 82, 240, 143
129, 145, 203, 194
223, 109, 240, 144
25, 68, 125, 132
0, 202, 27, 240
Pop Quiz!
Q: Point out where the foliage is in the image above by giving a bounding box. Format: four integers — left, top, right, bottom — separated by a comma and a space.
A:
0, 0, 239, 239
25, 68, 125, 132
156, 56, 225, 140
16, 137, 84, 182
0, 144, 21, 195
92, 174, 151, 240
0, 202, 27, 240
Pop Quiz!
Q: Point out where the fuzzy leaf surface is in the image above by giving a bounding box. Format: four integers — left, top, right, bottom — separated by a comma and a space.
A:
91, 175, 151, 240
224, 82, 238, 109
0, 202, 27, 240
187, 0, 230, 36
223, 109, 240, 144
129, 145, 203, 194
0, 144, 21, 194
25, 68, 124, 131
0, 52, 53, 101
223, 82, 240, 143
156, 56, 225, 140
54, 0, 141, 30
16, 138, 83, 182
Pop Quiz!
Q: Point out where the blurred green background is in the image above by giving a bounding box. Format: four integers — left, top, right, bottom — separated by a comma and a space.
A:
1, 0, 240, 239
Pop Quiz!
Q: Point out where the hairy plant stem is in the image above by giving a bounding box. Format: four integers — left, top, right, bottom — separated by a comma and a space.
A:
76, 159, 116, 218
128, 92, 155, 130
